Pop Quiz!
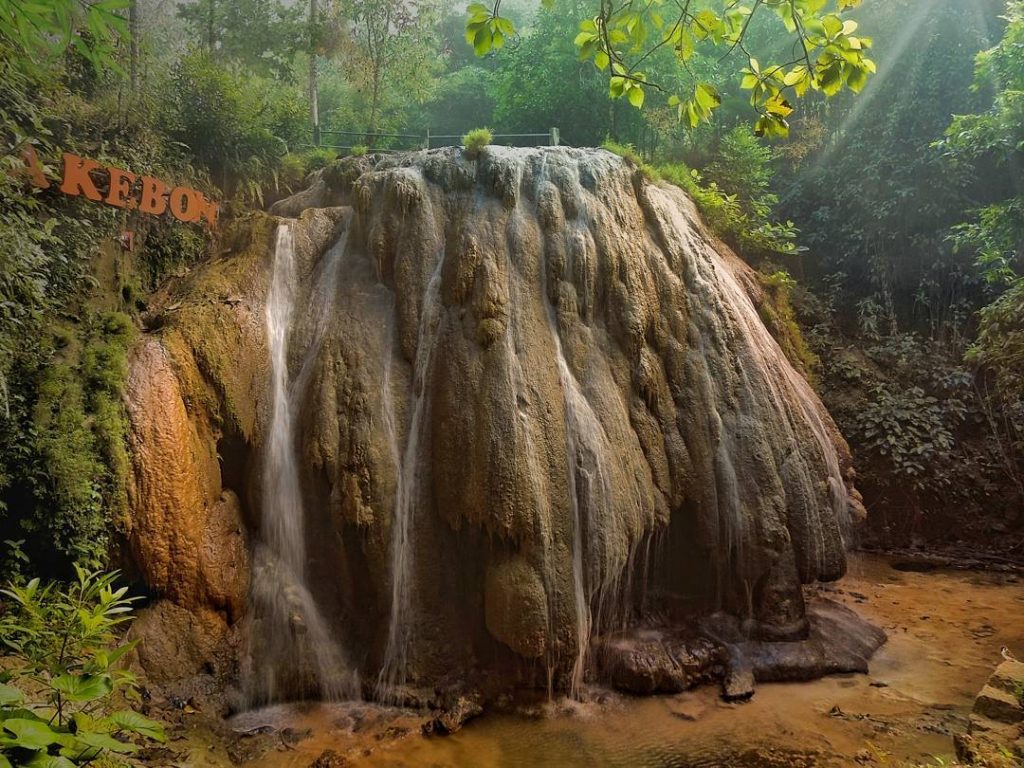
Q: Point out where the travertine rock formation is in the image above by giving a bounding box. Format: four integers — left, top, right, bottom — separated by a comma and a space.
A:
123, 146, 866, 697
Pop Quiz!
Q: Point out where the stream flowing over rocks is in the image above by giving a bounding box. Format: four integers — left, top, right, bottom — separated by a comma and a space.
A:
121, 146, 874, 706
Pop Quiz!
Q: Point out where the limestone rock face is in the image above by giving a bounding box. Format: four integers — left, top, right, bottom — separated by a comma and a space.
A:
124, 147, 864, 694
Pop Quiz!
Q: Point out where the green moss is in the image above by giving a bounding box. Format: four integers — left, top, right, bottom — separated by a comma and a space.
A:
601, 138, 660, 182
756, 269, 819, 382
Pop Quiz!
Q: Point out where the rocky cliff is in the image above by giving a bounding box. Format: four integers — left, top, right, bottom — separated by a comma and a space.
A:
123, 146, 867, 701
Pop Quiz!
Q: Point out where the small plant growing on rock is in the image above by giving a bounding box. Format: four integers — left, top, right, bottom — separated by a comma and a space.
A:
462, 128, 493, 158
601, 138, 660, 182
0, 566, 166, 765
350, 144, 369, 157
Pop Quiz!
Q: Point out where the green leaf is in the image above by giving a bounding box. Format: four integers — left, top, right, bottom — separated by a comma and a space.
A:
0, 683, 23, 706
75, 731, 139, 754
2, 718, 62, 749
50, 673, 112, 703
25, 756, 76, 768
106, 710, 166, 742
628, 85, 645, 108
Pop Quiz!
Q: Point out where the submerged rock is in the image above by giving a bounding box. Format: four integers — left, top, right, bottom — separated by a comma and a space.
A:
122, 146, 870, 697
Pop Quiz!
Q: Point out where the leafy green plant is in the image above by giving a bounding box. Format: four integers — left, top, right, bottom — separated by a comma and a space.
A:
657, 162, 799, 257
350, 144, 369, 157
854, 384, 956, 489
462, 127, 493, 158
467, 0, 875, 137
601, 139, 660, 181
303, 148, 338, 172
0, 566, 165, 765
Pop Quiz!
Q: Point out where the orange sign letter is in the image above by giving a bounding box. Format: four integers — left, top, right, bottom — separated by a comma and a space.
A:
169, 186, 203, 223
59, 153, 103, 201
106, 167, 137, 209
139, 175, 169, 215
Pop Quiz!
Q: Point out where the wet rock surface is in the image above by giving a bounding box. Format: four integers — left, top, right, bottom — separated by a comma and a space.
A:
124, 146, 866, 695
955, 659, 1024, 763
595, 629, 721, 695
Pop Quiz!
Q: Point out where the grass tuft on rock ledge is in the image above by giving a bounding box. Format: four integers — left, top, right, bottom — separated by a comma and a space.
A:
462, 127, 493, 158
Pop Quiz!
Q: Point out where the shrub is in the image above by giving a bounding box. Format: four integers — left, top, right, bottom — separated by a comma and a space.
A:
0, 566, 166, 764
163, 52, 308, 203
657, 162, 799, 257
462, 127, 493, 158
350, 144, 369, 157
601, 138, 659, 181
277, 152, 307, 192
303, 148, 338, 172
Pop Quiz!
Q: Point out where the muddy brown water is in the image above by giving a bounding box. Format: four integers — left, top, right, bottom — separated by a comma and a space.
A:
188, 554, 1024, 767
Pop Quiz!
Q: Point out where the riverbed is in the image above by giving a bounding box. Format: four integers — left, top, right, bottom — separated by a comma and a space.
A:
190, 554, 1024, 767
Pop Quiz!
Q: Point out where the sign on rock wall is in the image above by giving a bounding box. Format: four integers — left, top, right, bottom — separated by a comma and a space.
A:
22, 146, 219, 228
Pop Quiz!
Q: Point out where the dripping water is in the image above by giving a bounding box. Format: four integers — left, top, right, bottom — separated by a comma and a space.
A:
243, 223, 357, 707
377, 249, 447, 700
534, 152, 615, 698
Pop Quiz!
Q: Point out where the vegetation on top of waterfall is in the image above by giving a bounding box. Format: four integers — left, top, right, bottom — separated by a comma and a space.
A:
0, 566, 166, 765
466, 0, 876, 138
462, 127, 493, 157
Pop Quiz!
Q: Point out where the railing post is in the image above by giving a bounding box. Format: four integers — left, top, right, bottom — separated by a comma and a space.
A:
424, 128, 430, 150
550, 127, 560, 147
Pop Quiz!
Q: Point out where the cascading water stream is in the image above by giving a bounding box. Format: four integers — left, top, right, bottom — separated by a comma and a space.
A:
533, 153, 614, 698
377, 249, 448, 700
243, 223, 357, 707
650, 186, 850, 573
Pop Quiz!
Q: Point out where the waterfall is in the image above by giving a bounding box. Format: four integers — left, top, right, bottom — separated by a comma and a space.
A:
243, 223, 357, 707
377, 250, 447, 700
533, 153, 614, 698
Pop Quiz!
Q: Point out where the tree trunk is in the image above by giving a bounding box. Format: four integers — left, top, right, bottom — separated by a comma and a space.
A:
207, 0, 216, 53
129, 0, 140, 93
309, 0, 320, 145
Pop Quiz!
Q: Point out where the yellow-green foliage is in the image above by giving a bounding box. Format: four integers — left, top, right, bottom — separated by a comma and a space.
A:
462, 127, 493, 158
2, 310, 136, 571
601, 138, 660, 182
657, 162, 798, 257
351, 144, 369, 157
756, 269, 819, 382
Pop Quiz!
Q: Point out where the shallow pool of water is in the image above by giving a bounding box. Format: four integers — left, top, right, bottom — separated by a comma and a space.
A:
203, 555, 1024, 768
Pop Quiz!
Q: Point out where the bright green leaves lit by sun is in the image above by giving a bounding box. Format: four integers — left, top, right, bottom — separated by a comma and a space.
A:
466, 3, 516, 55
466, 0, 875, 138
0, 0, 131, 73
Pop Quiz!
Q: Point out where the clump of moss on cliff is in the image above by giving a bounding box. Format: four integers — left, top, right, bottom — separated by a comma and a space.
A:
756, 269, 820, 384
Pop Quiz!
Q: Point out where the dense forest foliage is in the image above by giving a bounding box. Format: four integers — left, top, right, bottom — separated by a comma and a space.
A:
0, 0, 1022, 584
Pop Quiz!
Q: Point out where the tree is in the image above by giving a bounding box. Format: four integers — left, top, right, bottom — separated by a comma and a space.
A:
466, 0, 876, 137
941, 0, 1024, 513
339, 0, 441, 141
0, 0, 129, 74
177, 0, 305, 78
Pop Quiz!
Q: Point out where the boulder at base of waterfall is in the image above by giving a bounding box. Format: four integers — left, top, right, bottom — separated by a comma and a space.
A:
421, 694, 484, 736
595, 629, 722, 695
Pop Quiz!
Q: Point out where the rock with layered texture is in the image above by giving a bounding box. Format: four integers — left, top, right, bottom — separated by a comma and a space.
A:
124, 146, 867, 695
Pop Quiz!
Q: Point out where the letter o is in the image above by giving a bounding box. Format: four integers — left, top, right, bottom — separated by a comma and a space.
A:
169, 187, 203, 223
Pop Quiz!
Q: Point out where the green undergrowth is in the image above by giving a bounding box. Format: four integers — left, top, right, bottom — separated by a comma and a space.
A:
756, 268, 820, 382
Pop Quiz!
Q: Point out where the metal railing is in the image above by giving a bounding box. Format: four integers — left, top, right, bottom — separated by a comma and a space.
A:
312, 127, 560, 152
